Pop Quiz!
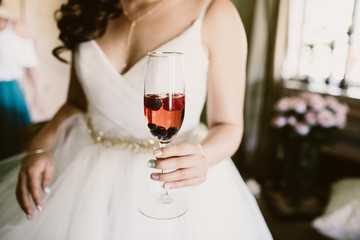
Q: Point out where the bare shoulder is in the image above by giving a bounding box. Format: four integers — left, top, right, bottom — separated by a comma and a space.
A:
12, 20, 31, 39
202, 0, 247, 51
206, 0, 240, 18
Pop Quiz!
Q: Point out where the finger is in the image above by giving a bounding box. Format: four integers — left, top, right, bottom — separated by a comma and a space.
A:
27, 168, 43, 212
155, 143, 203, 158
163, 177, 205, 189
41, 162, 54, 194
151, 167, 201, 182
149, 154, 201, 170
15, 174, 27, 213
16, 171, 34, 219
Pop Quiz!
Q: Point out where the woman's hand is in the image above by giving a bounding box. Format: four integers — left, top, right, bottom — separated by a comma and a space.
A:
16, 152, 55, 220
148, 143, 208, 189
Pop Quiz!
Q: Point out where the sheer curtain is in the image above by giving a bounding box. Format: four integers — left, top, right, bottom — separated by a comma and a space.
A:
235, 0, 290, 179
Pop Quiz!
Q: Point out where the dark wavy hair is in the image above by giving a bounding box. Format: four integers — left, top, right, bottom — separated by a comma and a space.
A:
52, 0, 122, 63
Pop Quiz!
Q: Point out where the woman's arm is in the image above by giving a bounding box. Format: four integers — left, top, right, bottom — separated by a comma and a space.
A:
27, 60, 88, 151
147, 0, 247, 189
16, 58, 88, 220
24, 67, 40, 110
200, 0, 247, 167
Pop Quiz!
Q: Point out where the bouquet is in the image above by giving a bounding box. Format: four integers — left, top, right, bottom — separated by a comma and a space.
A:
271, 92, 349, 195
272, 92, 349, 146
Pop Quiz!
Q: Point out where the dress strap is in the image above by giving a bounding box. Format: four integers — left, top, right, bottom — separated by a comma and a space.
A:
198, 0, 213, 21
4, 18, 14, 30
5, 19, 14, 30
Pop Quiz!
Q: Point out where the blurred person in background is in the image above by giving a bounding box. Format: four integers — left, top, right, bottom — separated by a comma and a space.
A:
0, 0, 39, 159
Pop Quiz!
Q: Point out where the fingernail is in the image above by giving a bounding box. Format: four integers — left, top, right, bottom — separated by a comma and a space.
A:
153, 149, 162, 157
164, 184, 170, 190
147, 160, 155, 168
26, 214, 31, 220
44, 186, 51, 194
36, 205, 42, 212
151, 174, 159, 180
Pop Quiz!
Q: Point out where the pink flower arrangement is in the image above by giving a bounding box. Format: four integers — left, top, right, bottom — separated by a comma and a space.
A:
272, 93, 349, 143
271, 93, 349, 195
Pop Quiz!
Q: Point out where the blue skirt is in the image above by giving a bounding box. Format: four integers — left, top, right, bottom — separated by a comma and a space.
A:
0, 80, 31, 160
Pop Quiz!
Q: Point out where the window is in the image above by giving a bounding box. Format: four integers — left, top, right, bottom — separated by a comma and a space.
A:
282, 0, 360, 94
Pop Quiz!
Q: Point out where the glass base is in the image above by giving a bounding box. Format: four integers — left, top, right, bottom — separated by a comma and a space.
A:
138, 194, 188, 220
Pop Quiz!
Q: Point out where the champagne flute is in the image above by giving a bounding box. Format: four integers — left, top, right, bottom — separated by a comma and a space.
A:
138, 51, 188, 219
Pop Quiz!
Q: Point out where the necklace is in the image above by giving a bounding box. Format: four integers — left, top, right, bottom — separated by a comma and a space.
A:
120, 0, 166, 72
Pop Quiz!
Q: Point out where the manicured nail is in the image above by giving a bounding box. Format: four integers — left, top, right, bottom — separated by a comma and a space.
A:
26, 214, 31, 220
151, 174, 159, 180
153, 149, 162, 157
147, 160, 155, 168
44, 186, 51, 194
36, 205, 42, 212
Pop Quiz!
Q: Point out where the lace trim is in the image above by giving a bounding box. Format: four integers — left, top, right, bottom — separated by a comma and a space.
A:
85, 116, 156, 152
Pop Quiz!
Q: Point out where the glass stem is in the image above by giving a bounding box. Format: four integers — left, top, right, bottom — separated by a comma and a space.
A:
158, 142, 169, 200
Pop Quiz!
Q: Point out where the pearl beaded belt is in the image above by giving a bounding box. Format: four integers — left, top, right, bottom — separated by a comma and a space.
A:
85, 116, 156, 152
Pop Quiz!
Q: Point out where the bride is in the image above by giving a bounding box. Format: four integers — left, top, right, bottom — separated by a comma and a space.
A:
0, 0, 273, 239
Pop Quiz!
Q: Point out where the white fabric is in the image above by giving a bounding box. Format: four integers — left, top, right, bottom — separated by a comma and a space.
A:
0, 20, 38, 81
312, 178, 360, 240
0, 2, 273, 239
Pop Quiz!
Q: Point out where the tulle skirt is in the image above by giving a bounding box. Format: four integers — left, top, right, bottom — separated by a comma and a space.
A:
0, 80, 31, 160
0, 115, 273, 240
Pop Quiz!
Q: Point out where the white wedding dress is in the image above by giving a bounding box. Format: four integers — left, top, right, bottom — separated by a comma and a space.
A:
0, 2, 273, 239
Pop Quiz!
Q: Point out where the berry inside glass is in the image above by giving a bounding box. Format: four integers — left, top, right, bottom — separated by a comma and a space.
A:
144, 93, 185, 144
